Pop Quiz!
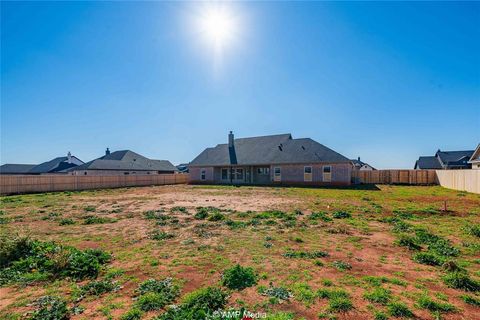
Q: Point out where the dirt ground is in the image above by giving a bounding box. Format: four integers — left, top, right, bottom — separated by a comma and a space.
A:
1, 184, 479, 320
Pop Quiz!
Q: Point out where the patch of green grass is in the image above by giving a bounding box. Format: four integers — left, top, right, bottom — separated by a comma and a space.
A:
83, 215, 117, 225
412, 252, 445, 266
443, 272, 480, 292
84, 206, 96, 212
464, 224, 480, 238
292, 282, 316, 305
417, 295, 456, 313
170, 206, 187, 213
207, 212, 226, 221
120, 308, 143, 320
327, 296, 353, 313
332, 211, 351, 219
78, 279, 121, 299
332, 260, 352, 271
309, 212, 332, 222
460, 294, 480, 306
387, 301, 414, 318
363, 287, 392, 305
58, 218, 75, 226
149, 230, 175, 241
283, 250, 329, 259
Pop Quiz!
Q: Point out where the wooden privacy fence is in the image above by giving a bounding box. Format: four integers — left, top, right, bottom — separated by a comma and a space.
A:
352, 170, 437, 185
436, 170, 480, 194
0, 174, 189, 195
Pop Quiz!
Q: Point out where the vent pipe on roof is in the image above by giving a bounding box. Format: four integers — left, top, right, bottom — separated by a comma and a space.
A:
106, 148, 110, 156
358, 156, 361, 161
67, 152, 72, 164
228, 131, 234, 148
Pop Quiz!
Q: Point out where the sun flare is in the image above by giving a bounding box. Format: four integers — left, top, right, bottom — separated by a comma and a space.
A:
199, 6, 238, 49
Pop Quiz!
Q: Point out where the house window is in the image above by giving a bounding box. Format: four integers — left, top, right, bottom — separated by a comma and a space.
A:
221, 168, 229, 180
201, 169, 206, 180
322, 165, 332, 182
257, 167, 270, 175
274, 167, 281, 182
304, 166, 312, 182
235, 168, 244, 180
124, 172, 130, 175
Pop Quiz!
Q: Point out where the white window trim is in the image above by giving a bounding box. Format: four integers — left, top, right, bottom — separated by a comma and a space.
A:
274, 167, 281, 182
322, 165, 332, 182
304, 166, 312, 182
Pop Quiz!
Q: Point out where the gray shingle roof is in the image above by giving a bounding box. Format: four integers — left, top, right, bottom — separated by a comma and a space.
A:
70, 150, 177, 172
190, 133, 350, 166
414, 156, 442, 169
0, 164, 37, 174
28, 156, 84, 174
436, 150, 474, 166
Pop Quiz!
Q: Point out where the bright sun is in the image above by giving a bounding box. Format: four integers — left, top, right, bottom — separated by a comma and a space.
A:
199, 6, 237, 49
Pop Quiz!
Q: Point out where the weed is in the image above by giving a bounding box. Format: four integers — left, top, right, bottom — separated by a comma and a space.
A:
309, 212, 332, 222
150, 230, 175, 241
79, 279, 120, 299
460, 294, 480, 306
413, 252, 445, 266
208, 212, 226, 221
171, 206, 187, 213
396, 235, 421, 251
222, 264, 257, 290
136, 292, 169, 311
318, 288, 350, 300
58, 218, 75, 226
443, 272, 480, 292
332, 211, 351, 219
194, 207, 210, 219
84, 206, 96, 212
392, 221, 413, 233
292, 282, 316, 305
83, 215, 116, 224
225, 219, 247, 229
137, 278, 180, 300
327, 296, 353, 312
363, 287, 392, 305
417, 295, 456, 313
387, 302, 414, 318
332, 260, 352, 271
465, 224, 480, 238
283, 250, 329, 259
27, 296, 69, 320
260, 284, 292, 301
120, 308, 143, 320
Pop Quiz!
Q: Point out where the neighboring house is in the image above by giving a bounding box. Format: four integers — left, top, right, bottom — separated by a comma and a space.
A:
351, 157, 376, 171
0, 164, 36, 175
176, 163, 189, 173
414, 149, 474, 170
189, 132, 352, 186
69, 148, 177, 175
468, 144, 480, 169
0, 152, 83, 175
29, 152, 84, 174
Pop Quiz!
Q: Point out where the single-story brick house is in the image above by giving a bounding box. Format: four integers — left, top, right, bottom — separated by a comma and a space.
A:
189, 132, 352, 186
414, 149, 474, 170
68, 149, 177, 175
0, 152, 83, 175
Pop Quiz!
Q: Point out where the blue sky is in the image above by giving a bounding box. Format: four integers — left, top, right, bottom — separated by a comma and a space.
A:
1, 1, 479, 168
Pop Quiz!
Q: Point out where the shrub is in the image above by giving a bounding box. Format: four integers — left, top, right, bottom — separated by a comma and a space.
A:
412, 252, 445, 266
283, 250, 329, 259
120, 308, 143, 320
58, 218, 75, 226
332, 260, 352, 271
222, 264, 257, 290
0, 233, 33, 268
417, 295, 456, 313
194, 207, 210, 220
363, 287, 391, 305
460, 294, 480, 306
150, 231, 175, 241
443, 272, 480, 292
332, 211, 351, 219
387, 302, 414, 318
83, 215, 116, 224
28, 296, 69, 320
318, 288, 350, 300
182, 286, 229, 313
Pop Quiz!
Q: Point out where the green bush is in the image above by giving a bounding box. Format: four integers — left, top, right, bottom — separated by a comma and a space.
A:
332, 211, 351, 219
387, 301, 414, 318
120, 308, 143, 320
28, 296, 69, 320
443, 272, 480, 292
412, 252, 445, 266
0, 233, 33, 268
222, 264, 257, 290
363, 287, 391, 305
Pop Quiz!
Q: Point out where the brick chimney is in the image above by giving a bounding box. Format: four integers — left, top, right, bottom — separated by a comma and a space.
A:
105, 148, 110, 156
228, 131, 234, 148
